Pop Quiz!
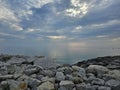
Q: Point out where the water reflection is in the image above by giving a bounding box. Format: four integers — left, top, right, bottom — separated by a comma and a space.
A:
0, 41, 120, 64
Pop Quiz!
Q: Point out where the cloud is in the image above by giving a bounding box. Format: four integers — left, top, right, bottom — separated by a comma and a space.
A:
0, 32, 25, 39
63, 0, 88, 17
47, 36, 67, 39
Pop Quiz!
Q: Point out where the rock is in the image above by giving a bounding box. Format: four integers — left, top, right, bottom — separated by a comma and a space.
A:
65, 74, 73, 80
37, 81, 55, 90
105, 79, 120, 90
24, 65, 41, 75
41, 76, 55, 83
78, 67, 87, 80
7, 80, 27, 90
72, 66, 80, 71
64, 67, 73, 75
0, 75, 14, 80
72, 77, 83, 84
76, 83, 96, 90
1, 81, 10, 90
55, 72, 65, 81
98, 86, 111, 90
91, 78, 105, 86
34, 57, 57, 69
87, 73, 96, 82
65, 74, 83, 84
107, 70, 120, 80
40, 70, 55, 77
7, 57, 26, 65
59, 80, 74, 90
86, 65, 109, 77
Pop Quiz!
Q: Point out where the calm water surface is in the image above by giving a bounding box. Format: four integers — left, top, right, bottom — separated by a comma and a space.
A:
0, 45, 120, 64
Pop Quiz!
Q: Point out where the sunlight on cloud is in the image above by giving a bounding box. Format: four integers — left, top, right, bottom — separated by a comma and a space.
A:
47, 36, 66, 39
64, 0, 88, 17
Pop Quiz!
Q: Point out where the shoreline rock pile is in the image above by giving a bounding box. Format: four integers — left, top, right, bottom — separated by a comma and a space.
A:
0, 54, 120, 90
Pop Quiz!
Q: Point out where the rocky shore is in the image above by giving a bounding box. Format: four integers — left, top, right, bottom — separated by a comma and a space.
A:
0, 54, 120, 90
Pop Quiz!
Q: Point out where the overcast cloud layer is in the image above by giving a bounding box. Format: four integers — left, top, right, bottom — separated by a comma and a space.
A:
0, 0, 120, 49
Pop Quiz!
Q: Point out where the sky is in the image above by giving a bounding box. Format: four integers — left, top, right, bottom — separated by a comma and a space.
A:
0, 0, 120, 56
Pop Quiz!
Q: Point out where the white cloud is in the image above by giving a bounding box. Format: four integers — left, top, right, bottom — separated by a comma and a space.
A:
63, 0, 115, 18
64, 0, 88, 17
0, 32, 25, 39
10, 24, 23, 31
47, 36, 66, 39
88, 20, 120, 29
0, 0, 53, 31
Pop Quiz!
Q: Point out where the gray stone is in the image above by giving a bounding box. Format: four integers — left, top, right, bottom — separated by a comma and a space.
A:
55, 72, 65, 81
0, 75, 14, 80
98, 86, 111, 90
105, 79, 120, 90
76, 83, 96, 90
91, 78, 105, 86
59, 80, 74, 90
7, 57, 26, 65
7, 80, 28, 90
41, 76, 55, 83
37, 81, 55, 90
78, 67, 87, 80
41, 70, 55, 77
86, 65, 109, 77
1, 81, 10, 90
72, 66, 80, 71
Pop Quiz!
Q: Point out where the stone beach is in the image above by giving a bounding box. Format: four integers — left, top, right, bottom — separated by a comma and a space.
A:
0, 54, 120, 90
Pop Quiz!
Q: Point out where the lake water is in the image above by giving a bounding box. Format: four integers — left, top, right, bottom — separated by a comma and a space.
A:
0, 44, 120, 64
